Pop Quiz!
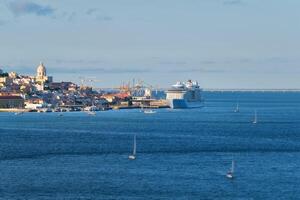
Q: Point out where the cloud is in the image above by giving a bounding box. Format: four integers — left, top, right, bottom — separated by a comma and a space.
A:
159, 60, 188, 65
223, 0, 244, 6
53, 59, 104, 66
85, 8, 113, 21
8, 1, 54, 16
96, 16, 113, 21
199, 60, 217, 65
47, 67, 152, 74
169, 68, 227, 73
158, 59, 218, 66
99, 68, 152, 74
86, 8, 98, 15
3, 63, 152, 75
67, 11, 76, 21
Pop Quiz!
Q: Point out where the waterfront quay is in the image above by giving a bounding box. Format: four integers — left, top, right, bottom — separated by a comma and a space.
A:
0, 62, 169, 112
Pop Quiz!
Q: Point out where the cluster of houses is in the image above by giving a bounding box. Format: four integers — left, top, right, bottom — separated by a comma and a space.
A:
0, 62, 131, 112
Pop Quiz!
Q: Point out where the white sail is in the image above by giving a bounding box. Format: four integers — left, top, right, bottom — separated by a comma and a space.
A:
129, 135, 137, 160
253, 110, 257, 123
234, 103, 239, 112
133, 135, 136, 156
226, 160, 234, 179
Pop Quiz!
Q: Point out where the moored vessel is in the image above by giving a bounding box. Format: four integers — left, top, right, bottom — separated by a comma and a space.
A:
165, 80, 203, 109
143, 109, 156, 114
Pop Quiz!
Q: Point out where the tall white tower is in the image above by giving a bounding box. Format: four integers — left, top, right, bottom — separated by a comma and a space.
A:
36, 62, 46, 78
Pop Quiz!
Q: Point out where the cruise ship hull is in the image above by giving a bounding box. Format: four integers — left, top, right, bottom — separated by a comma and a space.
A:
165, 80, 203, 109
168, 99, 203, 109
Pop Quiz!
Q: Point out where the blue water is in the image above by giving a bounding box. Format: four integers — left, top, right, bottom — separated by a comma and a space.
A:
1, 92, 300, 199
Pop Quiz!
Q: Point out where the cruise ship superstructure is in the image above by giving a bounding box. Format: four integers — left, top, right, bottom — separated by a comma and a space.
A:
165, 80, 203, 109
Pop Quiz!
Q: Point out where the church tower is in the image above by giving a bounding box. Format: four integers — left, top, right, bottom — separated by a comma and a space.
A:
36, 62, 46, 78
35, 62, 53, 90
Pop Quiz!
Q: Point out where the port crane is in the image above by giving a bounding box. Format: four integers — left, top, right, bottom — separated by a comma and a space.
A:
78, 77, 160, 96
130, 79, 159, 97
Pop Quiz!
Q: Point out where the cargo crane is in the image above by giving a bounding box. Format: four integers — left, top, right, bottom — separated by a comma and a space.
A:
130, 79, 159, 97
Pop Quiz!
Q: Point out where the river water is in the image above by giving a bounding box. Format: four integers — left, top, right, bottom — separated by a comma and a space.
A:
0, 92, 300, 199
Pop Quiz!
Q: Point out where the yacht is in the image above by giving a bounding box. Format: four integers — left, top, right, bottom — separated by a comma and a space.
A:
129, 135, 137, 160
234, 103, 239, 113
253, 110, 257, 124
165, 80, 203, 109
226, 160, 235, 179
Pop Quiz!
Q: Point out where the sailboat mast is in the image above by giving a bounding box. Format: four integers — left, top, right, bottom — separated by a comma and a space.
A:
234, 102, 239, 112
133, 135, 136, 155
231, 160, 234, 173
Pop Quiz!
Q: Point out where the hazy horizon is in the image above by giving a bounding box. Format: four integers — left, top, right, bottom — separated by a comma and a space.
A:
0, 0, 299, 89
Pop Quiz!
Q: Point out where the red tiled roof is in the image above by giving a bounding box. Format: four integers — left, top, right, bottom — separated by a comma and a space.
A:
115, 93, 130, 99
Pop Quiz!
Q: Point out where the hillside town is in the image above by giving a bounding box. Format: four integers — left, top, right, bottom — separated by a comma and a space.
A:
0, 62, 168, 112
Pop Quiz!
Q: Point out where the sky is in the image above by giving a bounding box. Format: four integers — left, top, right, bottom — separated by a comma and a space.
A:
0, 0, 299, 89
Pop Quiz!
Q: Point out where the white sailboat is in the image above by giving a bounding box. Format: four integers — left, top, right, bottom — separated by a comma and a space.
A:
234, 103, 239, 113
129, 135, 137, 160
226, 160, 234, 179
253, 110, 257, 124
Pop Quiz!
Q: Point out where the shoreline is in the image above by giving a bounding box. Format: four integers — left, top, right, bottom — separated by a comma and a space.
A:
0, 108, 29, 113
0, 105, 169, 113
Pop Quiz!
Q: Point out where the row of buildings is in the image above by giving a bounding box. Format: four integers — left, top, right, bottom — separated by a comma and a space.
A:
0, 62, 132, 111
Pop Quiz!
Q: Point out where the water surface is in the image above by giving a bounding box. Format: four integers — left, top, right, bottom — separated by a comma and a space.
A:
1, 92, 300, 199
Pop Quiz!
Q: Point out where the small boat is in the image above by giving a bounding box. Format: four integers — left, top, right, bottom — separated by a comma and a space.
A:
234, 103, 239, 113
129, 135, 137, 160
226, 160, 234, 179
14, 112, 24, 115
253, 110, 257, 124
87, 111, 96, 116
143, 109, 156, 114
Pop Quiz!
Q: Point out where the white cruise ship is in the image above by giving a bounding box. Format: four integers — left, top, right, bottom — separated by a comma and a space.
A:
165, 80, 203, 109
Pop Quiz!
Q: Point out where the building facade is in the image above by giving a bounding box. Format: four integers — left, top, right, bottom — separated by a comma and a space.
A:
0, 95, 24, 108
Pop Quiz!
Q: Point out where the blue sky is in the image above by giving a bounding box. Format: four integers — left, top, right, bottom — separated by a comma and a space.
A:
0, 0, 299, 89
